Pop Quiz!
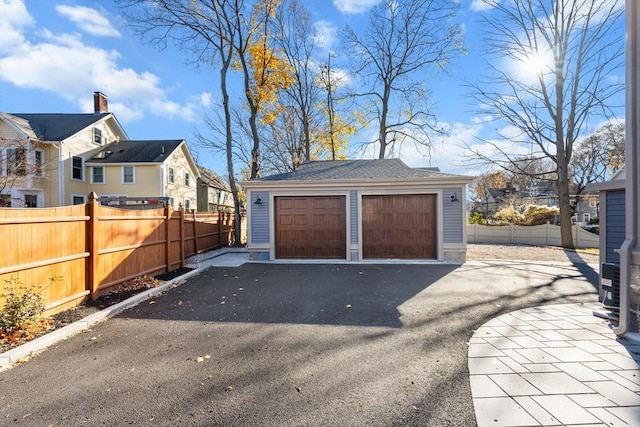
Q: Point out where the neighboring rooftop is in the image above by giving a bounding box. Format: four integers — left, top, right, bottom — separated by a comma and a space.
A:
251, 159, 468, 182
88, 140, 183, 163
198, 167, 231, 191
7, 113, 110, 141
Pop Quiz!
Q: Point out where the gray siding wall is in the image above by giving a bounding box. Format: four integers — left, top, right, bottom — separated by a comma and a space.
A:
350, 190, 358, 244
250, 191, 270, 244
606, 190, 625, 264
442, 187, 463, 243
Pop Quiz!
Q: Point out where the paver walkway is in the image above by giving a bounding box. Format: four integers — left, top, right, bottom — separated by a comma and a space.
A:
469, 303, 640, 426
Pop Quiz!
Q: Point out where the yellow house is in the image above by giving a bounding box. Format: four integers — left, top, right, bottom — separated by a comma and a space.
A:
0, 92, 199, 208
0, 93, 128, 207
86, 139, 199, 210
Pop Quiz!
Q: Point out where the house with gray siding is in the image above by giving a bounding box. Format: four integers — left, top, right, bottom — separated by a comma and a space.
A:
242, 159, 473, 262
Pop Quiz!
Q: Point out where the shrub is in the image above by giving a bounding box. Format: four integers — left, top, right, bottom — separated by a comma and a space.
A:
0, 276, 59, 342
493, 205, 523, 225
468, 211, 486, 225
521, 205, 559, 226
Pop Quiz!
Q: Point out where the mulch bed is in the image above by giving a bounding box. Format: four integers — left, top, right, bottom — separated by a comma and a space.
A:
0, 267, 194, 354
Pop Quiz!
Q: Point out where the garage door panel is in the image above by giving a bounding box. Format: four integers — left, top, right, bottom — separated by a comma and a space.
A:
363, 194, 437, 259
276, 196, 346, 259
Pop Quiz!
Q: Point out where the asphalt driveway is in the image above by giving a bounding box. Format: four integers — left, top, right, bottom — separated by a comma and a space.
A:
0, 260, 599, 426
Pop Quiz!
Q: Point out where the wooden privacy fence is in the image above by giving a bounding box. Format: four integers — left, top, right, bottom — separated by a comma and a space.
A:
0, 193, 246, 316
467, 223, 600, 248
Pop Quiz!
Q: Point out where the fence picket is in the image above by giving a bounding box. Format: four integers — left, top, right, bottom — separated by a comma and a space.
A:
0, 196, 246, 315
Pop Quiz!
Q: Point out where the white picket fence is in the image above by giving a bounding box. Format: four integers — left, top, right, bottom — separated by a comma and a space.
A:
466, 223, 600, 248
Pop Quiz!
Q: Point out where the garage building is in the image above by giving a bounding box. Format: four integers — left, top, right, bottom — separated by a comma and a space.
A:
243, 159, 473, 262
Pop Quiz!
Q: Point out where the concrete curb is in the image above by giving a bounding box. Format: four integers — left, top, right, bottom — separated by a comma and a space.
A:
0, 248, 244, 369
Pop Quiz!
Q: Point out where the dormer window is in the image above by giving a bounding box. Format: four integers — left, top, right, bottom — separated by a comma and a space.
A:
93, 127, 103, 145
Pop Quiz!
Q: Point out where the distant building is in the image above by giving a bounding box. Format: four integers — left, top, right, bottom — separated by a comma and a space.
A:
197, 167, 234, 212
0, 92, 201, 209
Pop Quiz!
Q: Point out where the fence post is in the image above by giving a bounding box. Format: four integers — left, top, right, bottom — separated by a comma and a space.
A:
87, 192, 99, 300
179, 204, 185, 268
218, 211, 222, 248
546, 221, 550, 245
164, 203, 171, 272
192, 209, 198, 254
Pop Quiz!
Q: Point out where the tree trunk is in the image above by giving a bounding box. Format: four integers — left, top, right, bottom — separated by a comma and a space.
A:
556, 165, 575, 249
221, 52, 242, 246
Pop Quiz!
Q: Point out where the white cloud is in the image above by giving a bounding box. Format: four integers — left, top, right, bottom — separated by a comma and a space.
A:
353, 119, 488, 175
351, 116, 547, 177
333, 0, 380, 14
470, 0, 498, 12
199, 92, 213, 107
314, 20, 338, 51
0, 3, 197, 124
0, 0, 34, 54
55, 5, 121, 38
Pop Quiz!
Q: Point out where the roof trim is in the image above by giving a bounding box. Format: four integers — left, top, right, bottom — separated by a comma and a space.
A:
242, 175, 473, 189
179, 141, 201, 178
59, 113, 123, 143
586, 180, 626, 192
85, 161, 165, 167
0, 112, 36, 140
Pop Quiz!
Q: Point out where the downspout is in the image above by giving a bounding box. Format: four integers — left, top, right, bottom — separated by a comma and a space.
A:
54, 142, 64, 206
615, 0, 639, 337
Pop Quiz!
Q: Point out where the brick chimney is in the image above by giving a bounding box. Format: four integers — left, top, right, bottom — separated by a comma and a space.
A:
93, 91, 108, 114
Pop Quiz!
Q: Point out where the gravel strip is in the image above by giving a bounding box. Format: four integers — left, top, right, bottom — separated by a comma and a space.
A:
467, 243, 599, 264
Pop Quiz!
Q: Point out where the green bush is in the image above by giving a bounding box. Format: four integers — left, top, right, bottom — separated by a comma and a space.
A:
468, 211, 486, 225
0, 276, 59, 336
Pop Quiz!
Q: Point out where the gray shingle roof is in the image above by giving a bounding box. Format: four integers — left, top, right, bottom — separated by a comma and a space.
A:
88, 140, 183, 163
9, 113, 109, 141
252, 159, 464, 181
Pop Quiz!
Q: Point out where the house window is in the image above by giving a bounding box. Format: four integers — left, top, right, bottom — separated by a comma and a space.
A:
71, 156, 84, 180
34, 149, 44, 177
122, 166, 135, 184
72, 195, 85, 205
24, 194, 37, 208
168, 197, 174, 209
7, 148, 26, 176
583, 213, 591, 223
168, 167, 175, 184
0, 194, 10, 207
184, 199, 190, 211
589, 199, 597, 208
93, 128, 103, 145
92, 167, 105, 184
184, 172, 190, 187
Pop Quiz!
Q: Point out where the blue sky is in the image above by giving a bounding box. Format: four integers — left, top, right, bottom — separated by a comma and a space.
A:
0, 0, 626, 177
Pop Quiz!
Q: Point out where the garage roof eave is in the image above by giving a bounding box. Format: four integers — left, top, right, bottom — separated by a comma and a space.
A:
242, 176, 474, 189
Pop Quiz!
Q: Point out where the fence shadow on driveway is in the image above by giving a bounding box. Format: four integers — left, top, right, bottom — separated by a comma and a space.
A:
121, 263, 460, 328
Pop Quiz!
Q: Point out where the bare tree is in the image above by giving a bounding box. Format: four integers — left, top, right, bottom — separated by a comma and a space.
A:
467, 0, 624, 248
118, 0, 245, 244
342, 0, 463, 159
570, 121, 625, 187
272, 0, 321, 163
570, 120, 625, 210
0, 135, 56, 207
